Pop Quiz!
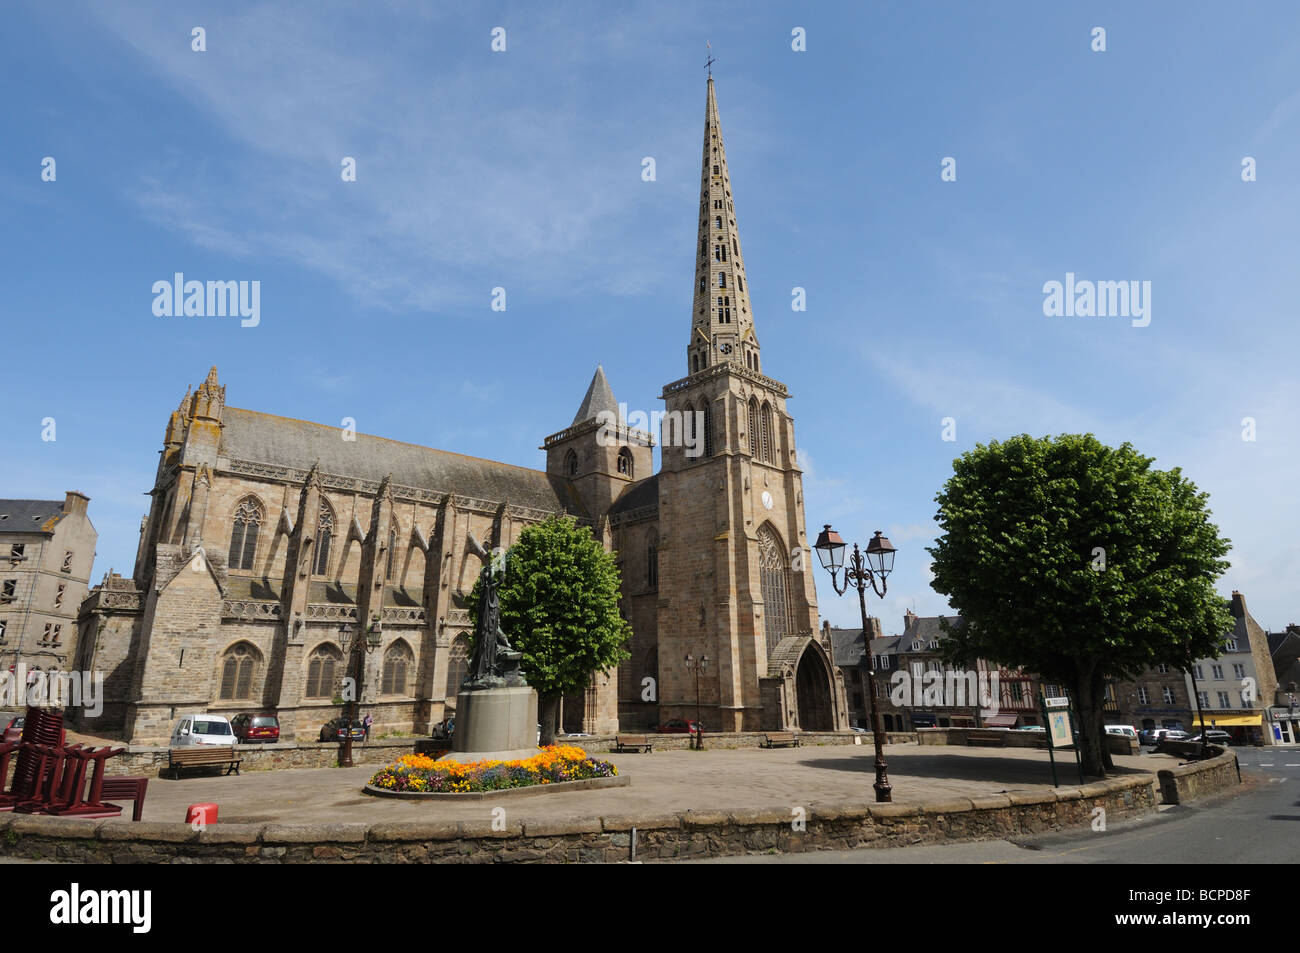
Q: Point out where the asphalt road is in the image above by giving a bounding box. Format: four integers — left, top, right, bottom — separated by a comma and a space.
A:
673, 751, 1297, 864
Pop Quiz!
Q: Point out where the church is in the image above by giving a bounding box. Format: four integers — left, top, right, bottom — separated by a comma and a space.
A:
73, 77, 850, 745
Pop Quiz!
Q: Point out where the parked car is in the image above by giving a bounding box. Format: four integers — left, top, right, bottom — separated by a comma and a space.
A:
1149, 729, 1190, 746
2, 716, 24, 742
656, 719, 704, 734
1105, 724, 1138, 739
319, 717, 366, 743
170, 714, 236, 747
231, 712, 280, 744
1140, 727, 1186, 746
431, 717, 454, 740
1188, 730, 1232, 746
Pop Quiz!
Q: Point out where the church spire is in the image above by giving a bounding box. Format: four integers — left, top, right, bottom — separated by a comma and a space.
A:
688, 75, 759, 377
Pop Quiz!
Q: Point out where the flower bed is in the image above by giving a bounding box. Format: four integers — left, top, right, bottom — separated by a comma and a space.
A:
368, 745, 617, 794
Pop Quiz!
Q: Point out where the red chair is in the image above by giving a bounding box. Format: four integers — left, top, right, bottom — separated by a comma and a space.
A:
100, 777, 148, 822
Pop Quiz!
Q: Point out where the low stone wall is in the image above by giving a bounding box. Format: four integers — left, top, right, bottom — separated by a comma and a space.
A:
917, 728, 1136, 756
103, 739, 417, 777
455, 731, 918, 756
1156, 749, 1240, 804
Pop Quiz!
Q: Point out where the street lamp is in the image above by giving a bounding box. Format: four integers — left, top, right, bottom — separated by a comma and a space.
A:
814, 524, 897, 802
684, 652, 710, 750
337, 615, 383, 767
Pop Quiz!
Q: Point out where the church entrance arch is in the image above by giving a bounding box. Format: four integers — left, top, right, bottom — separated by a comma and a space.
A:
795, 643, 833, 731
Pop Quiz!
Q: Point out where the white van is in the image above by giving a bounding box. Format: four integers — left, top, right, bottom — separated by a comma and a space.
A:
1105, 725, 1138, 739
170, 714, 235, 747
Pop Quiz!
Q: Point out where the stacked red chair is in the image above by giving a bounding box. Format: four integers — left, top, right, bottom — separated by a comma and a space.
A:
1, 708, 127, 818
0, 707, 65, 811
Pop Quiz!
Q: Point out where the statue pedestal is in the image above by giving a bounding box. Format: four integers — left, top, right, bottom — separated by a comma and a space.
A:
437, 684, 539, 763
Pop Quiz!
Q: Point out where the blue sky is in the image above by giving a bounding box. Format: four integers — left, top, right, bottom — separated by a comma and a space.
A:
3, 1, 1298, 634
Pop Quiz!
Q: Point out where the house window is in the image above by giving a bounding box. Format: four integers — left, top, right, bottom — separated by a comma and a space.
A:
0, 579, 14, 602
1239, 691, 1251, 708
1217, 691, 1231, 708
1232, 664, 1245, 680
55, 584, 65, 608
43, 623, 52, 643
52, 624, 61, 645
9, 544, 23, 559
1197, 691, 1209, 708
305, 646, 341, 698
315, 503, 334, 575
1225, 639, 1238, 651
1137, 686, 1149, 704
1193, 665, 1204, 680
1162, 686, 1175, 704
228, 498, 263, 572
382, 642, 413, 695
219, 643, 258, 700
1156, 663, 1169, 674
61, 552, 73, 573
1045, 684, 1061, 698
1211, 664, 1223, 680
0, 620, 6, 641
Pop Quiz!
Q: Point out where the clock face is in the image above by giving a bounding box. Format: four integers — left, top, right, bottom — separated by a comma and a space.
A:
761, 491, 774, 510
720, 343, 733, 354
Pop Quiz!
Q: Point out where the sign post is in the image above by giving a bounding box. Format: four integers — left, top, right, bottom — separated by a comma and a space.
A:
1040, 693, 1082, 786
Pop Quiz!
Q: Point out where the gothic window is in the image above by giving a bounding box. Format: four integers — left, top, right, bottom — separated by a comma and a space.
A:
737, 275, 743, 292
692, 354, 700, 373
315, 501, 335, 575
228, 497, 263, 571
382, 641, 413, 695
703, 404, 714, 456
565, 449, 578, 476
712, 166, 719, 176
305, 645, 341, 698
717, 273, 726, 288
748, 398, 759, 458
699, 274, 706, 292
617, 447, 632, 476
758, 525, 791, 656
219, 643, 259, 700
715, 216, 722, 229
446, 636, 471, 698
647, 532, 658, 589
722, 296, 731, 322
683, 402, 696, 450
386, 528, 397, 580
713, 199, 722, 209
733, 237, 738, 256
760, 403, 774, 463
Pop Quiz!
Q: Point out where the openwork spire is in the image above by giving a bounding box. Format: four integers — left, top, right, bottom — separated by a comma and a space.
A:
688, 76, 759, 377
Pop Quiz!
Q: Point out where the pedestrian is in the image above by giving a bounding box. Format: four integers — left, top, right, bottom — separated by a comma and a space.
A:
363, 712, 373, 742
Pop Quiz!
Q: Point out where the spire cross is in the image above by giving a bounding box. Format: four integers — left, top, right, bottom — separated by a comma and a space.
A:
705, 43, 715, 75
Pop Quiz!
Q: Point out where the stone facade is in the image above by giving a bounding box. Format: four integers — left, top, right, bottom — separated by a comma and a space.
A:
73, 76, 844, 744
0, 492, 97, 675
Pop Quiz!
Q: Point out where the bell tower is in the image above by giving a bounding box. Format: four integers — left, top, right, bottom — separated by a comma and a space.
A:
655, 76, 844, 733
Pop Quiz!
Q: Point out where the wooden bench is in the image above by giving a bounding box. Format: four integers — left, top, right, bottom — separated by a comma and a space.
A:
762, 732, 800, 748
167, 746, 241, 778
101, 777, 149, 822
613, 734, 654, 754
966, 730, 1007, 747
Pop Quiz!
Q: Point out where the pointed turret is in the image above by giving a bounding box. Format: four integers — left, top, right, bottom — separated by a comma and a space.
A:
688, 76, 760, 377
571, 365, 619, 425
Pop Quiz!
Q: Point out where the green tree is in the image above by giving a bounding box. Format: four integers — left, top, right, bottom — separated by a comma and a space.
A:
468, 515, 631, 745
927, 433, 1232, 778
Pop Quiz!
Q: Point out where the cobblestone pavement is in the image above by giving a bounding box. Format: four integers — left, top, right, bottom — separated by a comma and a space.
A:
101, 742, 1181, 827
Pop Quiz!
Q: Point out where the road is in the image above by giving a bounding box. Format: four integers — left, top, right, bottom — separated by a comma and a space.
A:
672, 751, 1297, 863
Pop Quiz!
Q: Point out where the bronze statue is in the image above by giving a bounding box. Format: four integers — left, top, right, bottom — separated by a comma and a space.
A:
464, 533, 525, 688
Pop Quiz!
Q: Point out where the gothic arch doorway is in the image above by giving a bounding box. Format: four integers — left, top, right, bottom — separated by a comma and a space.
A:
795, 644, 833, 731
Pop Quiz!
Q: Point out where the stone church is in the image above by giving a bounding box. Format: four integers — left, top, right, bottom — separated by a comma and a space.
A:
74, 77, 849, 744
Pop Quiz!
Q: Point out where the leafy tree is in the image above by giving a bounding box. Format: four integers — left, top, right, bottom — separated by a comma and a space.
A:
468, 515, 631, 745
927, 434, 1232, 777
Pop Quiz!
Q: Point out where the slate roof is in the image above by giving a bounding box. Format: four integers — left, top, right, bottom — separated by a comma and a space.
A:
571, 365, 619, 425
825, 627, 900, 667
220, 407, 586, 517
609, 474, 659, 516
0, 499, 67, 534
901, 614, 964, 645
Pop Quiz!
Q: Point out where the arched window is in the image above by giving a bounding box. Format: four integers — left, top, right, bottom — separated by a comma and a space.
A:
758, 525, 791, 656
760, 403, 774, 463
733, 237, 738, 256
617, 447, 632, 477
699, 274, 706, 292
306, 645, 342, 698
717, 272, 726, 288
228, 498, 263, 571
748, 398, 759, 458
682, 402, 695, 450
647, 532, 658, 589
564, 449, 578, 476
382, 641, 413, 695
445, 636, 471, 699
219, 642, 260, 700
692, 353, 700, 373
703, 404, 714, 457
715, 216, 722, 230
386, 528, 397, 580
315, 501, 334, 575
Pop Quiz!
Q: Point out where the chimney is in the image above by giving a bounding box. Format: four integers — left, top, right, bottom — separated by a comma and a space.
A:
865, 616, 884, 641
1230, 590, 1247, 620
63, 491, 89, 515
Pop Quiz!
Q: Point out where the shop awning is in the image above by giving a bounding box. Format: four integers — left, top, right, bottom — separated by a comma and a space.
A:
1199, 714, 1261, 727
981, 715, 1018, 727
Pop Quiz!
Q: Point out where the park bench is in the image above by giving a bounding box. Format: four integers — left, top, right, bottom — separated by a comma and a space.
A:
168, 746, 242, 778
613, 734, 654, 753
100, 776, 149, 822
966, 730, 1007, 747
762, 732, 800, 748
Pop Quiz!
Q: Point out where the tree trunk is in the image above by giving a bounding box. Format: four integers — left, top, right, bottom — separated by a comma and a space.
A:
1073, 668, 1107, 779
538, 693, 560, 747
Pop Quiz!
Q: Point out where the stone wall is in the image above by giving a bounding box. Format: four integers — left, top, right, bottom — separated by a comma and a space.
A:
1155, 748, 1240, 804
103, 739, 416, 777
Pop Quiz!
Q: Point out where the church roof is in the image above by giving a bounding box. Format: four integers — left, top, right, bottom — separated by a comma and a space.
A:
609, 474, 659, 517
219, 407, 586, 516
571, 365, 618, 425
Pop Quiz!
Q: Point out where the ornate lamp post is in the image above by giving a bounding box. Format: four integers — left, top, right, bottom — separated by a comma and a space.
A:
337, 615, 383, 767
684, 652, 710, 750
814, 525, 897, 802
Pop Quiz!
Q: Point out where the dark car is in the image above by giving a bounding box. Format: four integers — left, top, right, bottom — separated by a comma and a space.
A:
431, 717, 454, 740
1188, 730, 1232, 746
232, 712, 281, 744
319, 717, 366, 743
656, 719, 704, 734
2, 716, 24, 742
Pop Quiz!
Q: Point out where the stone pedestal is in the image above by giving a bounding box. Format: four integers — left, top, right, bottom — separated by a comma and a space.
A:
437, 684, 539, 763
